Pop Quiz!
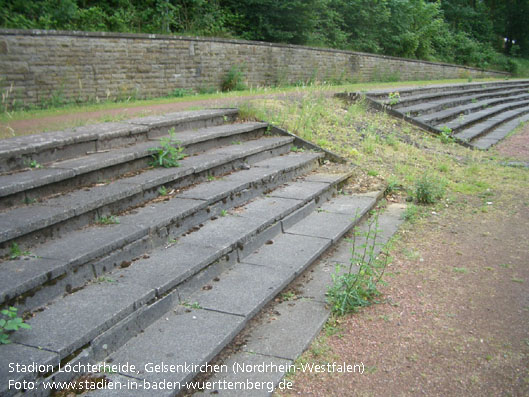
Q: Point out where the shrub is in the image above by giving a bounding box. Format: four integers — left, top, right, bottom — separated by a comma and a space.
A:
414, 174, 446, 204
221, 66, 247, 92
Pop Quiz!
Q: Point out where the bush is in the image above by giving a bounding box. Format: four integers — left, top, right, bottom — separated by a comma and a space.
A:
221, 66, 247, 92
414, 174, 446, 204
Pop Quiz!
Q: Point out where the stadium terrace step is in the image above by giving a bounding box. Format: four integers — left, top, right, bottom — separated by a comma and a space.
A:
78, 192, 381, 397
0, 109, 238, 173
0, 121, 268, 209
0, 135, 293, 252
338, 79, 529, 149
0, 150, 325, 311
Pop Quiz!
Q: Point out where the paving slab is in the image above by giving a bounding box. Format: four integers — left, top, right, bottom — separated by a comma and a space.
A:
108, 308, 245, 386
113, 241, 220, 297
191, 263, 288, 317
0, 168, 75, 197
0, 256, 68, 304
12, 280, 154, 358
241, 233, 331, 278
285, 211, 355, 243
238, 197, 303, 225
242, 299, 329, 360
268, 181, 330, 200
252, 152, 322, 171
194, 352, 293, 397
0, 343, 59, 397
301, 202, 406, 302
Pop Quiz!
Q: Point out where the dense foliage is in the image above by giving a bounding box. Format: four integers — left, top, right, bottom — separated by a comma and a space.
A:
1, 0, 527, 71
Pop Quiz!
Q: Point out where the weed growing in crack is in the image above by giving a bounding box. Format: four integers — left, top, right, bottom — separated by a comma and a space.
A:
158, 186, 168, 196
96, 215, 120, 225
327, 212, 390, 315
439, 126, 454, 144
9, 243, 31, 260
149, 128, 185, 168
0, 307, 31, 344
387, 92, 400, 106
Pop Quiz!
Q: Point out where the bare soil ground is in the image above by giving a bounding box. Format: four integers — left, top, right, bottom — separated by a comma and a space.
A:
496, 123, 529, 162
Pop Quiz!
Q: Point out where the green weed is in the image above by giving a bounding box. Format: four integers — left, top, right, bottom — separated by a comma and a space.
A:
221, 66, 247, 92
387, 92, 400, 106
9, 243, 31, 260
327, 212, 390, 316
414, 174, 446, 204
149, 128, 186, 168
158, 186, 168, 196
96, 215, 120, 225
0, 307, 31, 344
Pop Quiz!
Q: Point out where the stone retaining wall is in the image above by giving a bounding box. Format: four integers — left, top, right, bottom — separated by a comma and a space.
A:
0, 29, 509, 107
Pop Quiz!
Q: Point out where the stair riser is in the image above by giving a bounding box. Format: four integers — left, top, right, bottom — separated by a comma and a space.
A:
0, 140, 291, 255
451, 102, 529, 133
423, 94, 529, 124
1, 113, 238, 174
0, 126, 267, 210
412, 91, 529, 119
456, 108, 529, 143
369, 82, 529, 101
391, 84, 529, 109
5, 155, 318, 312
47, 184, 347, 380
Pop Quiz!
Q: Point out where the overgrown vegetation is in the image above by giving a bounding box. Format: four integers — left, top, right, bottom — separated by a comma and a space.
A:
327, 212, 390, 316
1, 1, 527, 73
0, 307, 31, 344
221, 66, 247, 92
149, 128, 186, 167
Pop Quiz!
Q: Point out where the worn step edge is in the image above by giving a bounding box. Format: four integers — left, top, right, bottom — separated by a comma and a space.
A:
369, 81, 529, 104
0, 109, 239, 173
0, 122, 269, 208
454, 106, 529, 142
470, 113, 529, 150
0, 135, 293, 251
74, 191, 382, 397
402, 87, 529, 117
1, 174, 353, 394
0, 151, 324, 311
363, 80, 529, 99
440, 99, 529, 132
418, 93, 529, 124
387, 83, 529, 109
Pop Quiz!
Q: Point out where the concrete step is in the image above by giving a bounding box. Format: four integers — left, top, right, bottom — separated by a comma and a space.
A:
0, 173, 356, 397
454, 106, 529, 143
344, 81, 529, 149
80, 191, 381, 397
0, 121, 268, 209
367, 80, 529, 102
437, 99, 529, 132
412, 91, 529, 123
194, 203, 406, 396
388, 82, 529, 110
0, 135, 292, 253
0, 151, 324, 312
0, 108, 238, 173
471, 113, 529, 150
